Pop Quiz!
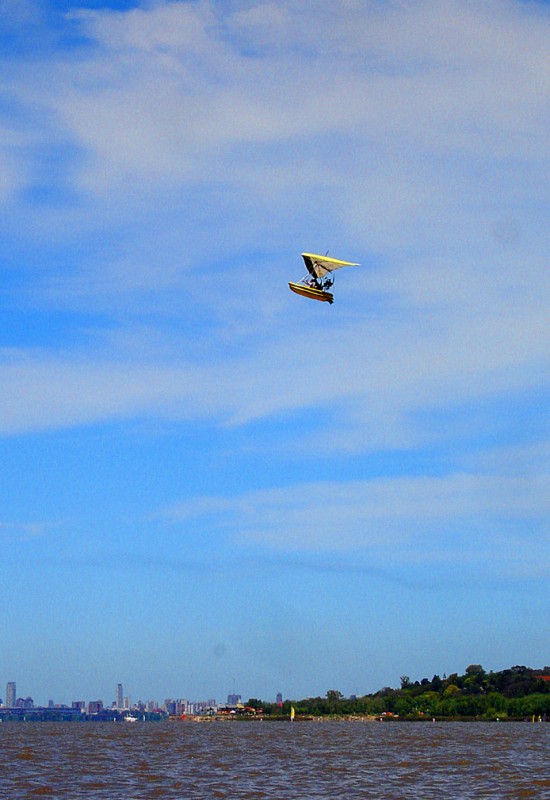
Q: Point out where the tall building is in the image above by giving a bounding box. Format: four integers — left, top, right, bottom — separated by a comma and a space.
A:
116, 683, 123, 709
6, 682, 16, 709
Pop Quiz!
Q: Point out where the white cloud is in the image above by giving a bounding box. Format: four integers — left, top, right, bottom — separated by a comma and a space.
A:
464, 439, 550, 479
0, 519, 50, 542
0, 0, 548, 448
2, 0, 549, 705
0, 248, 548, 442
0, 349, 207, 434
162, 471, 550, 563
7, 0, 547, 205
68, 2, 217, 53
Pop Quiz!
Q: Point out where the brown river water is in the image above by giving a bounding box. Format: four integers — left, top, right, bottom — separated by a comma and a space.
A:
0, 720, 548, 799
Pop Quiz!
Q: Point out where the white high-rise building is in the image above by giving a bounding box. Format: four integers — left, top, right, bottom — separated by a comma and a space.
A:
116, 683, 123, 709
6, 682, 16, 708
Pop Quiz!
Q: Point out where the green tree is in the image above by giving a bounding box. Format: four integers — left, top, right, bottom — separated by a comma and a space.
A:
465, 664, 486, 678
394, 696, 414, 716
416, 691, 441, 715
464, 664, 487, 693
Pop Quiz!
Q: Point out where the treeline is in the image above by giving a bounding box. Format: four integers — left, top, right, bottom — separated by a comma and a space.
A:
248, 665, 550, 719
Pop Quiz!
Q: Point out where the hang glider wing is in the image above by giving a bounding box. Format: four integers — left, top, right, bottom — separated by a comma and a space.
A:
301, 253, 360, 279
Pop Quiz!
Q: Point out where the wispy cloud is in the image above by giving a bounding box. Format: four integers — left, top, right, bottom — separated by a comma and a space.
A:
1, 258, 548, 442
0, 519, 51, 542
3, 1, 549, 229
0, 0, 548, 504
1, 1, 549, 701
161, 470, 550, 571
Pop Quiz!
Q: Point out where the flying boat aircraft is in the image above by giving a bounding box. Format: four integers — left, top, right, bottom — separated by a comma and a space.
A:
289, 253, 359, 304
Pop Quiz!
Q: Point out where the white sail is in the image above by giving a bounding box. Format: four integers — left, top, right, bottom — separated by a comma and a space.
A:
301, 253, 360, 279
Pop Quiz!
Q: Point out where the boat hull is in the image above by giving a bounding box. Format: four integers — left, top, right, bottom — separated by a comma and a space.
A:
288, 282, 333, 304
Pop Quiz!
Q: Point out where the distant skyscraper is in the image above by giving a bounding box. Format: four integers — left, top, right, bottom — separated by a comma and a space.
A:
6, 682, 16, 708
116, 683, 123, 708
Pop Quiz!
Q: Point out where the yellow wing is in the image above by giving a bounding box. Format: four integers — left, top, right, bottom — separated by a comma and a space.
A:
301, 253, 360, 279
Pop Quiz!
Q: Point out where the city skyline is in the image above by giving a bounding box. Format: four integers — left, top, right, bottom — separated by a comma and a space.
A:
5, 663, 549, 712
3, 678, 258, 711
1, 0, 549, 702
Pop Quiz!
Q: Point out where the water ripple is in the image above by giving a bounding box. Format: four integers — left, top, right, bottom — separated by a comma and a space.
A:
0, 720, 547, 799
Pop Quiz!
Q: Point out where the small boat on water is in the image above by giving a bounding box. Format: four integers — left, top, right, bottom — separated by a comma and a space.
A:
124, 714, 138, 723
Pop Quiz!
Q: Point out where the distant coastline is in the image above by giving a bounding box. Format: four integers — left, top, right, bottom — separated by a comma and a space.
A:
1, 665, 548, 722
257, 665, 550, 722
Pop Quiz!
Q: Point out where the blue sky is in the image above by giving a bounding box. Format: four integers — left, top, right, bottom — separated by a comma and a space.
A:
1, 0, 549, 707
